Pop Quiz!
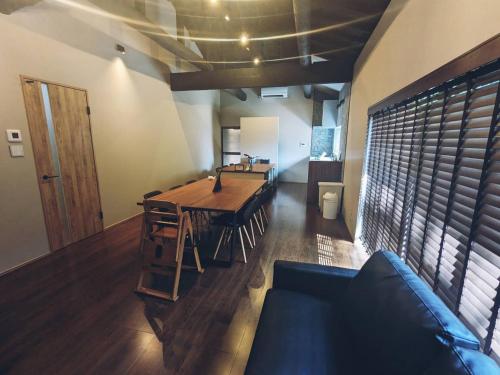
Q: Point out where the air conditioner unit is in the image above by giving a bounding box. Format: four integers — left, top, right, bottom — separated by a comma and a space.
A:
260, 87, 288, 99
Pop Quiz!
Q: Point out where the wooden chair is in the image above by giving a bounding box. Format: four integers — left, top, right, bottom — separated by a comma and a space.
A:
136, 200, 203, 302
139, 190, 163, 254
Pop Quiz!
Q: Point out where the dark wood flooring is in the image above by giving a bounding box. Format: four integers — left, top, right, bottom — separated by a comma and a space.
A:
0, 182, 367, 375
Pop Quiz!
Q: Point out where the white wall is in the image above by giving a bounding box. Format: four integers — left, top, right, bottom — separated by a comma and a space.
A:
0, 0, 220, 274
343, 0, 500, 237
220, 86, 312, 183
240, 117, 279, 169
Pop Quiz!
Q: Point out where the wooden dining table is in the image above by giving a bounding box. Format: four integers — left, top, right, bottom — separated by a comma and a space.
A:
148, 177, 266, 265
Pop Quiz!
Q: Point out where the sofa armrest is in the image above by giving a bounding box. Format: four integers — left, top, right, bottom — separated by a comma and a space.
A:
273, 260, 358, 301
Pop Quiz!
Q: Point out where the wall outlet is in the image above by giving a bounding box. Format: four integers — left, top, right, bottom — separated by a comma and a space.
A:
6, 129, 22, 143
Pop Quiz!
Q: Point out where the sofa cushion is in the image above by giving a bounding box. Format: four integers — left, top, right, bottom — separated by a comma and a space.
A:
245, 289, 357, 375
424, 346, 500, 375
345, 251, 480, 375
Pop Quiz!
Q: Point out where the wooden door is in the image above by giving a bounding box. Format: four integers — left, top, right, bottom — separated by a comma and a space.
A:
21, 78, 103, 250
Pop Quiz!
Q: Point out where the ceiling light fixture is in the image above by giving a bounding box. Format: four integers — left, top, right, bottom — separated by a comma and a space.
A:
240, 33, 249, 46
210, 0, 218, 6
246, 47, 250, 51
224, 14, 230, 21
253, 57, 260, 66
115, 44, 126, 55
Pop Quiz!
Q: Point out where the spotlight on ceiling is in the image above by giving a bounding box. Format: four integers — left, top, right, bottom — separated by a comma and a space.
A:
240, 33, 249, 46
224, 14, 230, 21
253, 57, 260, 66
245, 47, 250, 52
115, 44, 126, 55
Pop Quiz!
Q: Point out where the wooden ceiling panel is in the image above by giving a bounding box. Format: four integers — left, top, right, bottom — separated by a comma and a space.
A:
168, 0, 390, 89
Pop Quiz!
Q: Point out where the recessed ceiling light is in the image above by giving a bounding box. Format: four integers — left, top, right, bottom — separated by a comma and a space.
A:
245, 47, 250, 51
224, 14, 230, 21
115, 44, 126, 55
240, 33, 249, 46
253, 57, 260, 66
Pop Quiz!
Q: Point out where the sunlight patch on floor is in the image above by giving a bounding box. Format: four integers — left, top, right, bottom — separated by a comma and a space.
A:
315, 234, 368, 269
316, 234, 337, 266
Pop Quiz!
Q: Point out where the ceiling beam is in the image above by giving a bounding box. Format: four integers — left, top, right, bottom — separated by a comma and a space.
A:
224, 89, 247, 101
313, 85, 340, 101
292, 0, 312, 99
170, 61, 353, 91
169, 1, 245, 101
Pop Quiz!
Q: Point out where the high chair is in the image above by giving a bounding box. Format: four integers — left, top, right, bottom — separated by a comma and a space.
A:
136, 200, 203, 301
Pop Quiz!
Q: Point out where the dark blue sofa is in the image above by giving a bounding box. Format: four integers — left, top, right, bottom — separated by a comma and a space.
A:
245, 251, 499, 375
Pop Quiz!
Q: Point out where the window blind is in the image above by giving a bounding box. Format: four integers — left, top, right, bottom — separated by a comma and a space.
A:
359, 59, 500, 358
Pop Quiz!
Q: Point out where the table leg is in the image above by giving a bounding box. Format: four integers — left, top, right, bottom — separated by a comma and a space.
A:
230, 214, 236, 264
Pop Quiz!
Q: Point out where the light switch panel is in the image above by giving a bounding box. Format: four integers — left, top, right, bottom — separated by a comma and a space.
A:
6, 129, 22, 142
9, 144, 24, 157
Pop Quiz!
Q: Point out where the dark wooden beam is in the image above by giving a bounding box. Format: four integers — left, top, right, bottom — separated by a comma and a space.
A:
369, 33, 500, 114
313, 85, 340, 101
303, 85, 313, 99
224, 89, 247, 101
312, 99, 324, 126
292, 0, 313, 98
170, 61, 353, 91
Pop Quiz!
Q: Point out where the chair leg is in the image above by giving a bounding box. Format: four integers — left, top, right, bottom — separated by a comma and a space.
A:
238, 227, 247, 263
136, 269, 146, 291
185, 213, 204, 273
213, 227, 226, 260
193, 245, 204, 273
262, 206, 269, 224
139, 214, 146, 254
225, 229, 233, 245
250, 220, 256, 246
243, 225, 253, 249
253, 214, 263, 235
171, 244, 184, 301
171, 221, 189, 301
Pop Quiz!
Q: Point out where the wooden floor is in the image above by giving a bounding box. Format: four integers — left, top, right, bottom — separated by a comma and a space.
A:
0, 182, 367, 375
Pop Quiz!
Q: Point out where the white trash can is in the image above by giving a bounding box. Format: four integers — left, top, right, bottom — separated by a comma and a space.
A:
318, 182, 344, 213
323, 192, 338, 220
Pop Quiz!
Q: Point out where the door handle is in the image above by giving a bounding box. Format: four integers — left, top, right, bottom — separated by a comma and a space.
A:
42, 174, 60, 180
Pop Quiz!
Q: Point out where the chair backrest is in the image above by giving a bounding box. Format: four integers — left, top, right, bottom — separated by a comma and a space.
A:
255, 185, 272, 206
143, 190, 162, 199
241, 197, 260, 223
169, 185, 183, 191
261, 185, 273, 203
143, 200, 183, 239
185, 180, 197, 185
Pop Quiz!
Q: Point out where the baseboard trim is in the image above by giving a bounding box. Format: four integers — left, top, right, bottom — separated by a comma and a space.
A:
0, 253, 50, 278
104, 211, 143, 230
0, 212, 143, 279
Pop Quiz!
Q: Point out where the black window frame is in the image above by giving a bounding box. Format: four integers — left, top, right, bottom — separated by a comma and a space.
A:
358, 37, 500, 360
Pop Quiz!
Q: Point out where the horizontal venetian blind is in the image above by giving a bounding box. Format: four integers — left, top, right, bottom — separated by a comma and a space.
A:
358, 59, 500, 358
